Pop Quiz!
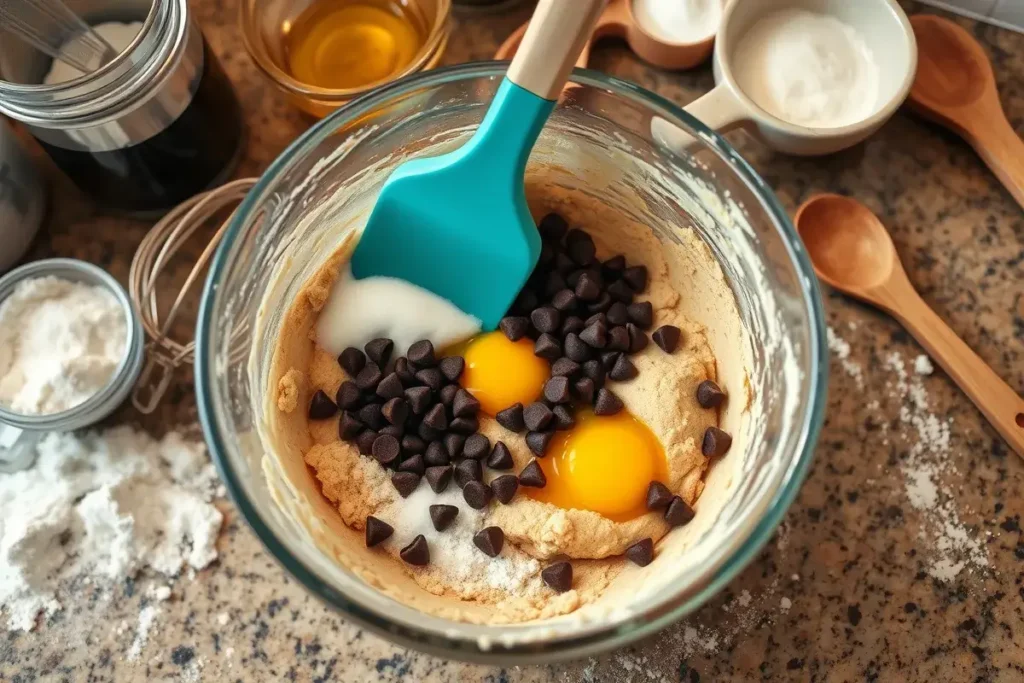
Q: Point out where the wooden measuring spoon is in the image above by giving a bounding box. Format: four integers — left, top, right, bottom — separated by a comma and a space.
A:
794, 193, 1024, 459
907, 14, 1024, 209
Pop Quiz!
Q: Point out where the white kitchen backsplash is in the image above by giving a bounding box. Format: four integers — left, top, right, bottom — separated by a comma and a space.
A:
916, 0, 1024, 32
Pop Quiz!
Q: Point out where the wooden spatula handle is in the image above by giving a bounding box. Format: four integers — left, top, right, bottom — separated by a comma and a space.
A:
895, 290, 1024, 458
968, 113, 1024, 210
507, 0, 605, 100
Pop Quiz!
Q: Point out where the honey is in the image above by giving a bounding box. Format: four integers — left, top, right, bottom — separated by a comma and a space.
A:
284, 0, 425, 90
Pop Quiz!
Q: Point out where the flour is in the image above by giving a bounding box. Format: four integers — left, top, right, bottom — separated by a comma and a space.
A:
0, 276, 127, 415
632, 0, 720, 44
827, 326, 864, 388
733, 9, 880, 128
0, 426, 223, 631
913, 354, 934, 376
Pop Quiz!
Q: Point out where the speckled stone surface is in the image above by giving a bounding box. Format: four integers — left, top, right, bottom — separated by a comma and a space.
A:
3, 1, 1024, 681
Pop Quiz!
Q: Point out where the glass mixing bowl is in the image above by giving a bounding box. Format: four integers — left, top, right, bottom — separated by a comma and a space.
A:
196, 63, 827, 664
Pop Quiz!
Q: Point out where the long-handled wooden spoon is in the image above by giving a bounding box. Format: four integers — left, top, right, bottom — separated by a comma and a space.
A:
794, 193, 1024, 459
907, 14, 1024, 209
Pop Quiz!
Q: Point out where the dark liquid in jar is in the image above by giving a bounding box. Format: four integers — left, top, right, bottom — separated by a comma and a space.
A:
39, 41, 243, 215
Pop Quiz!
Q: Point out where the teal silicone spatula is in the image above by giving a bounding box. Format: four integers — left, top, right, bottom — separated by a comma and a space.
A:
351, 0, 606, 331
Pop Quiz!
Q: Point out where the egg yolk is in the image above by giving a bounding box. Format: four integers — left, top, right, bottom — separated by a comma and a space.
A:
529, 411, 667, 522
453, 331, 549, 416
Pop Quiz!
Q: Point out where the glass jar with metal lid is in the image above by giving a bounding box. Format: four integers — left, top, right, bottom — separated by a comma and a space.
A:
0, 0, 244, 216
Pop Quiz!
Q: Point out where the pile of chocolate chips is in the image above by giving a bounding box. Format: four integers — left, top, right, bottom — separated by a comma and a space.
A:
492, 212, 685, 459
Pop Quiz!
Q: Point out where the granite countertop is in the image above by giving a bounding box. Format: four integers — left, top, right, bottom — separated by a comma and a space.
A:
3, 1, 1024, 681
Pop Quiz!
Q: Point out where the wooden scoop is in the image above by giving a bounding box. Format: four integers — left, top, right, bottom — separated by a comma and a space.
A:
907, 14, 1024, 209
794, 193, 1024, 459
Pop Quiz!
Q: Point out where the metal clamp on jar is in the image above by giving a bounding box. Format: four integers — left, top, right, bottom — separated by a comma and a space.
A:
0, 0, 244, 216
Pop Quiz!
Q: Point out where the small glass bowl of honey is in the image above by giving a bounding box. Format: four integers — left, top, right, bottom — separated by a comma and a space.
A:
241, 0, 451, 118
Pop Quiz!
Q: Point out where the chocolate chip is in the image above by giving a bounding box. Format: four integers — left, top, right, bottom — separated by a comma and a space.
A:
542, 561, 572, 592
372, 434, 401, 465
381, 397, 409, 426
443, 433, 465, 459
531, 307, 561, 334
454, 459, 482, 488
439, 356, 465, 382
496, 403, 526, 432
594, 388, 623, 416
606, 326, 630, 352
364, 338, 394, 366
652, 325, 681, 353
701, 427, 732, 457
526, 430, 554, 456
579, 319, 607, 349
607, 279, 635, 304
627, 323, 649, 353
391, 471, 420, 497
554, 251, 576, 273
424, 440, 450, 466
574, 272, 601, 301
450, 416, 479, 433
539, 212, 568, 242
438, 383, 458, 408
463, 480, 493, 509
602, 254, 626, 275
355, 429, 378, 455
606, 302, 629, 326
473, 527, 505, 557
405, 386, 432, 415
564, 333, 591, 362
524, 402, 553, 431
584, 312, 607, 328
514, 289, 539, 314
627, 301, 653, 329
622, 265, 648, 292
519, 459, 547, 487
582, 359, 606, 384
417, 422, 443, 441
339, 411, 364, 440
646, 481, 674, 510
382, 356, 398, 377
452, 389, 480, 418
402, 434, 426, 454
534, 333, 562, 361
490, 474, 519, 504
561, 315, 585, 336
429, 504, 459, 531
487, 441, 514, 470
551, 358, 580, 377
586, 292, 612, 313
539, 376, 568, 404
552, 288, 577, 312
500, 316, 531, 341
400, 535, 429, 565
365, 516, 393, 547
665, 496, 695, 526
415, 367, 444, 391
355, 363, 383, 391
407, 340, 436, 367
696, 380, 727, 408
308, 390, 338, 420
463, 435, 489, 462
425, 465, 453, 493
358, 403, 386, 430
573, 377, 595, 404
423, 403, 448, 431
544, 271, 568, 298
398, 454, 425, 475
566, 268, 585, 289
339, 347, 367, 376
379, 425, 403, 439
395, 357, 418, 385
552, 405, 575, 430
567, 231, 596, 266
626, 538, 654, 567
609, 355, 638, 382
336, 381, 362, 409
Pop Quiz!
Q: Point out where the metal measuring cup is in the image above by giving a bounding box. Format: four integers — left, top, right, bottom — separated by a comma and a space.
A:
0, 259, 145, 472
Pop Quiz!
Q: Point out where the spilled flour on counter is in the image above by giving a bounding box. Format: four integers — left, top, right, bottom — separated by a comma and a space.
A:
0, 426, 223, 631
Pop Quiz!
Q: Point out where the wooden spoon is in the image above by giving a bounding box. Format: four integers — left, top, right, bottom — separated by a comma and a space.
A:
907, 14, 1024, 209
794, 193, 1024, 459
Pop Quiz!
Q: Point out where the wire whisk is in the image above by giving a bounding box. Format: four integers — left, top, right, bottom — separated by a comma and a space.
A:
0, 0, 117, 73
